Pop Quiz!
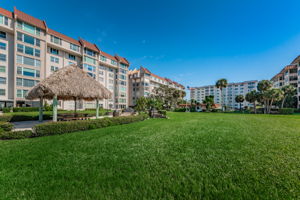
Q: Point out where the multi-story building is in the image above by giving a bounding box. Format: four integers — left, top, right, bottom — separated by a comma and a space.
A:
0, 7, 129, 109
271, 56, 299, 107
128, 67, 185, 106
190, 80, 258, 109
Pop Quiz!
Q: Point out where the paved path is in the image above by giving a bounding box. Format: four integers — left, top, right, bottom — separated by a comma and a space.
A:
12, 120, 51, 131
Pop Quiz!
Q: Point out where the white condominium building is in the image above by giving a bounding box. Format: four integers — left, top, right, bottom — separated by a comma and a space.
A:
190, 80, 258, 109
0, 7, 129, 109
128, 67, 185, 106
271, 55, 299, 107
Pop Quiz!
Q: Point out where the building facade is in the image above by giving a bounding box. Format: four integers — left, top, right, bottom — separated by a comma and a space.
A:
190, 80, 258, 109
271, 56, 299, 108
0, 7, 129, 109
128, 67, 185, 106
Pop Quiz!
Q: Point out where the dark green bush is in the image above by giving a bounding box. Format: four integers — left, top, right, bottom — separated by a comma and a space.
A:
33, 114, 148, 137
2, 107, 11, 113
0, 115, 12, 122
0, 130, 33, 140
12, 107, 39, 112
278, 108, 294, 115
158, 110, 167, 116
0, 122, 13, 132
174, 108, 186, 112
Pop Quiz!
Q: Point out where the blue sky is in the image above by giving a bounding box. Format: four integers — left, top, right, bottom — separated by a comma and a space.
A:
3, 0, 300, 88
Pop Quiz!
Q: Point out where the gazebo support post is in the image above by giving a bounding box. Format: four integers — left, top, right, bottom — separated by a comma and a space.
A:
39, 97, 43, 122
53, 95, 58, 122
74, 97, 77, 115
96, 99, 99, 119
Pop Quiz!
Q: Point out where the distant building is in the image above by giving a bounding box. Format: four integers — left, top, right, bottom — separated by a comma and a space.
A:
128, 67, 185, 106
190, 80, 258, 109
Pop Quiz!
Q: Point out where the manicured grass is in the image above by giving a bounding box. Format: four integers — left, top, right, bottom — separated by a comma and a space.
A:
0, 113, 300, 199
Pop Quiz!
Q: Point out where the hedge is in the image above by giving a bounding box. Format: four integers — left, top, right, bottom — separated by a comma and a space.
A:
278, 108, 294, 115
33, 114, 149, 137
0, 114, 52, 122
0, 122, 13, 132
12, 107, 40, 112
1, 107, 11, 113
0, 130, 33, 140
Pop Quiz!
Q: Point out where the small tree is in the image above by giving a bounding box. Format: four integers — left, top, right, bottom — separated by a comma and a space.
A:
281, 85, 296, 108
215, 79, 228, 111
245, 90, 259, 114
257, 80, 272, 114
203, 95, 214, 111
235, 95, 244, 111
135, 97, 148, 112
265, 88, 284, 114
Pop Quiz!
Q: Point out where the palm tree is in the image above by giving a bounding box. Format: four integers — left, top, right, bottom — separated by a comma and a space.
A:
257, 80, 272, 114
265, 88, 284, 114
245, 90, 259, 114
215, 79, 228, 111
281, 85, 296, 108
203, 95, 214, 111
235, 95, 244, 111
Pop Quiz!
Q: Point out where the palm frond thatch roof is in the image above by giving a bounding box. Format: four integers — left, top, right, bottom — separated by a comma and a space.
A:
26, 65, 112, 101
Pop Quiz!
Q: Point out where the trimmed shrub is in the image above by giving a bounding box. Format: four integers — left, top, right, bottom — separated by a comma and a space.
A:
12, 107, 39, 112
174, 108, 186, 112
33, 114, 148, 137
9, 114, 52, 122
2, 107, 11, 113
278, 108, 294, 115
0, 130, 33, 140
0, 122, 13, 132
158, 110, 167, 116
0, 115, 12, 122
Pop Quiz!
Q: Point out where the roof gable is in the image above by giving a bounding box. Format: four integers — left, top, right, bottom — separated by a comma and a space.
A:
14, 7, 47, 30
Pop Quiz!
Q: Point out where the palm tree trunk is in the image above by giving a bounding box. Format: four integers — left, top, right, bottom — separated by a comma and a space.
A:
254, 102, 256, 114
281, 96, 286, 108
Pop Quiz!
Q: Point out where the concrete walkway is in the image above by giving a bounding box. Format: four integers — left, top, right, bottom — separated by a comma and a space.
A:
12, 120, 51, 131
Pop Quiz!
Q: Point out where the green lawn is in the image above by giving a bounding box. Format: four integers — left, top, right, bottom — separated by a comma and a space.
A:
0, 113, 300, 199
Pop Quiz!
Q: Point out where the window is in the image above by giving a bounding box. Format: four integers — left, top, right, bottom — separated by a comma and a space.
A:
109, 73, 114, 78
17, 44, 40, 58
99, 71, 104, 75
0, 89, 5, 96
84, 48, 96, 57
17, 21, 41, 36
51, 66, 59, 72
99, 65, 106, 70
120, 63, 127, 69
0, 54, 6, 62
99, 77, 104, 82
100, 56, 107, 62
17, 89, 28, 98
0, 31, 6, 39
17, 78, 22, 86
70, 43, 79, 52
17, 55, 40, 67
83, 64, 96, 72
68, 54, 76, 60
84, 56, 96, 65
51, 35, 62, 45
0, 77, 6, 84
17, 67, 40, 78
109, 79, 114, 84
111, 60, 117, 65
50, 56, 59, 64
16, 78, 37, 87
17, 32, 40, 47
50, 48, 59, 55
119, 74, 126, 80
87, 72, 95, 79
0, 42, 6, 50
0, 66, 5, 73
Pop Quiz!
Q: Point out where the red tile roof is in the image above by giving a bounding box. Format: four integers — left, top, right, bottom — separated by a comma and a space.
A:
14, 7, 47, 30
291, 55, 300, 64
151, 73, 165, 81
140, 67, 151, 74
100, 51, 117, 61
0, 7, 13, 18
48, 28, 80, 46
115, 55, 130, 65
279, 64, 297, 74
79, 38, 100, 52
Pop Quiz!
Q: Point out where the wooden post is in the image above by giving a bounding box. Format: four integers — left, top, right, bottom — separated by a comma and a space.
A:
39, 97, 43, 122
53, 95, 58, 122
96, 99, 99, 119
74, 97, 77, 114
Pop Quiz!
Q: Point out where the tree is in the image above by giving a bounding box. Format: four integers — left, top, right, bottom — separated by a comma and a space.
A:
203, 95, 214, 111
257, 80, 272, 114
153, 85, 186, 110
235, 95, 244, 111
281, 85, 296, 108
245, 90, 259, 114
265, 88, 284, 114
215, 79, 228, 111
135, 97, 148, 112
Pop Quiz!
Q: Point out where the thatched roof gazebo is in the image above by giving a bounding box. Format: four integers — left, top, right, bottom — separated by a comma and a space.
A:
26, 64, 112, 122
